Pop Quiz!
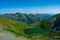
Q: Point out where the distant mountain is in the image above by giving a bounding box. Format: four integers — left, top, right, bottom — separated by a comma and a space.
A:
0, 13, 54, 24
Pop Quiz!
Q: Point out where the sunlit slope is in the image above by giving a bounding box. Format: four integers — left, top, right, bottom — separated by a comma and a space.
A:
0, 18, 28, 37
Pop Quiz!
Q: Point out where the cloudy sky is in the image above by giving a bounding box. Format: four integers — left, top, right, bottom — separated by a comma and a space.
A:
0, 0, 60, 14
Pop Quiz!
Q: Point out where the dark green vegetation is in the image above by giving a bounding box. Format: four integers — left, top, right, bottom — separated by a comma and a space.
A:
0, 13, 60, 40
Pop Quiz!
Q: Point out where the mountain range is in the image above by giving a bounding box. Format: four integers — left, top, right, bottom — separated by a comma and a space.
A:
0, 13, 54, 24
0, 13, 60, 40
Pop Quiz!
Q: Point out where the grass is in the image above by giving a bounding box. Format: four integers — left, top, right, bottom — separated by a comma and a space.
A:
0, 18, 28, 37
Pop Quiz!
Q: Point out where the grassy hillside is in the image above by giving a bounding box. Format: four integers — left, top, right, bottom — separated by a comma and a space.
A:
0, 18, 29, 37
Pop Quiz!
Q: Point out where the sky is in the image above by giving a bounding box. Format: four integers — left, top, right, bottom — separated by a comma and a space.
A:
0, 0, 60, 14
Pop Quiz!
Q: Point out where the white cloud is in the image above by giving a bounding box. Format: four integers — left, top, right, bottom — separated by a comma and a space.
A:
0, 6, 60, 14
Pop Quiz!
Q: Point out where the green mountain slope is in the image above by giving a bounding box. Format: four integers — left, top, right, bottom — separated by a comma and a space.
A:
29, 15, 56, 30
0, 18, 29, 37
29, 14, 60, 38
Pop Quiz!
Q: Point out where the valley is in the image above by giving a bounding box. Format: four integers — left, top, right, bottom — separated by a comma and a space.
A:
0, 13, 60, 40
